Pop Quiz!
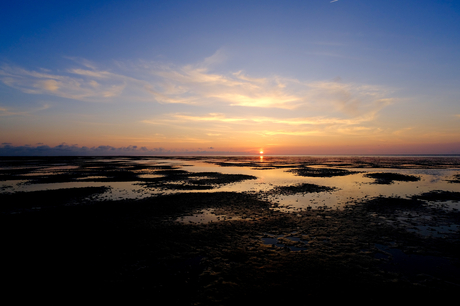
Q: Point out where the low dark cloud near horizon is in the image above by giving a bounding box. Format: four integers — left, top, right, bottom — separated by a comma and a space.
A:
0, 143, 229, 156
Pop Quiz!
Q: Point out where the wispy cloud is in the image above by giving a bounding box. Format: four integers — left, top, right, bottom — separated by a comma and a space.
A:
143, 112, 377, 126
137, 59, 394, 117
0, 106, 15, 116
0, 64, 129, 101
0, 104, 50, 117
142, 110, 388, 139
0, 54, 393, 115
0, 51, 395, 146
0, 53, 396, 147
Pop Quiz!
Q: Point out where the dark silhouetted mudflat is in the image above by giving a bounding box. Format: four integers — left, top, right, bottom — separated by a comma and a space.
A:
2, 156, 460, 304
364, 172, 421, 184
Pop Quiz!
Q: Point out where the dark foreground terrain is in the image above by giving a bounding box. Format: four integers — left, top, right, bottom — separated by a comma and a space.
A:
2, 156, 460, 304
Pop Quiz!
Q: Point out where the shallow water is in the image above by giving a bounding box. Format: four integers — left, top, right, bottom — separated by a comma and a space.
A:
1, 156, 460, 211
3, 156, 460, 298
177, 208, 244, 224
1, 180, 157, 200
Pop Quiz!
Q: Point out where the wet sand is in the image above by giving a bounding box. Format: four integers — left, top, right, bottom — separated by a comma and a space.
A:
1, 156, 460, 303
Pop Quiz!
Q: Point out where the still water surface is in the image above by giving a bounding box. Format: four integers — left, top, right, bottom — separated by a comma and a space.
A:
1, 156, 460, 212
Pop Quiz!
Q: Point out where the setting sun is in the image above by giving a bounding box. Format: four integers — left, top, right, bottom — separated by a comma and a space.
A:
259, 150, 264, 155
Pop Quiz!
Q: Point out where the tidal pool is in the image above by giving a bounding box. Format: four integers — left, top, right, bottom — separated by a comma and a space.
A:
3, 156, 460, 301
1, 156, 460, 212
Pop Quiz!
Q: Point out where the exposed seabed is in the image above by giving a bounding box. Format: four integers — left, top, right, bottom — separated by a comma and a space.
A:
2, 156, 460, 303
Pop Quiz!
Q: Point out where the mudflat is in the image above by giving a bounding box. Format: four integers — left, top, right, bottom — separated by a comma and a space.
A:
2, 156, 460, 303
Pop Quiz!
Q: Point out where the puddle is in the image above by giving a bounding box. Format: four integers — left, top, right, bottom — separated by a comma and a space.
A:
19, 172, 62, 176
406, 224, 460, 238
43, 166, 80, 171
269, 193, 341, 212
76, 176, 108, 180
138, 174, 165, 179
2, 157, 460, 213
176, 208, 242, 224
261, 233, 309, 251
1, 180, 159, 201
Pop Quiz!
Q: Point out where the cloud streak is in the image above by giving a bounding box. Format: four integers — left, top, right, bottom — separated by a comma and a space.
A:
0, 64, 129, 102
0, 55, 394, 116
141, 110, 388, 140
0, 104, 50, 117
143, 112, 378, 126
0, 53, 397, 148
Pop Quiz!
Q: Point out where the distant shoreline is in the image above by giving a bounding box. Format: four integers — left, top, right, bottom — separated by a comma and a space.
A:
1, 154, 460, 158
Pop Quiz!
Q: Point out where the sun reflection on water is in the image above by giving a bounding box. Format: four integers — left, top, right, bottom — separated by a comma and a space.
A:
1, 157, 460, 212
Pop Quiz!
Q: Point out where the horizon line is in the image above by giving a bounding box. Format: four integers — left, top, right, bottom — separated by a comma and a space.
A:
2, 153, 460, 157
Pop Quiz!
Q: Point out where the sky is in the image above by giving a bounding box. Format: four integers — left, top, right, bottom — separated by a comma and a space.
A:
1, 0, 460, 155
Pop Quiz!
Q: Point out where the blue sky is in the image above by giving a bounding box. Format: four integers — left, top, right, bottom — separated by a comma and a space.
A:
1, 0, 460, 155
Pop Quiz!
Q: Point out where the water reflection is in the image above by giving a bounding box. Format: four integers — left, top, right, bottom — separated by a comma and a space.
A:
176, 208, 244, 224
1, 156, 460, 212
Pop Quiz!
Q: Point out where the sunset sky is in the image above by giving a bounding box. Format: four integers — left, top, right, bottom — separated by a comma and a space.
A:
1, 0, 460, 155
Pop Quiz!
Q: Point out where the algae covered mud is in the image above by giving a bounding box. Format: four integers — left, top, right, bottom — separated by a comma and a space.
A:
2, 155, 460, 303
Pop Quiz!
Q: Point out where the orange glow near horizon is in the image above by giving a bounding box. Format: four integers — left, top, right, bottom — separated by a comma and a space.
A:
260, 150, 264, 155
